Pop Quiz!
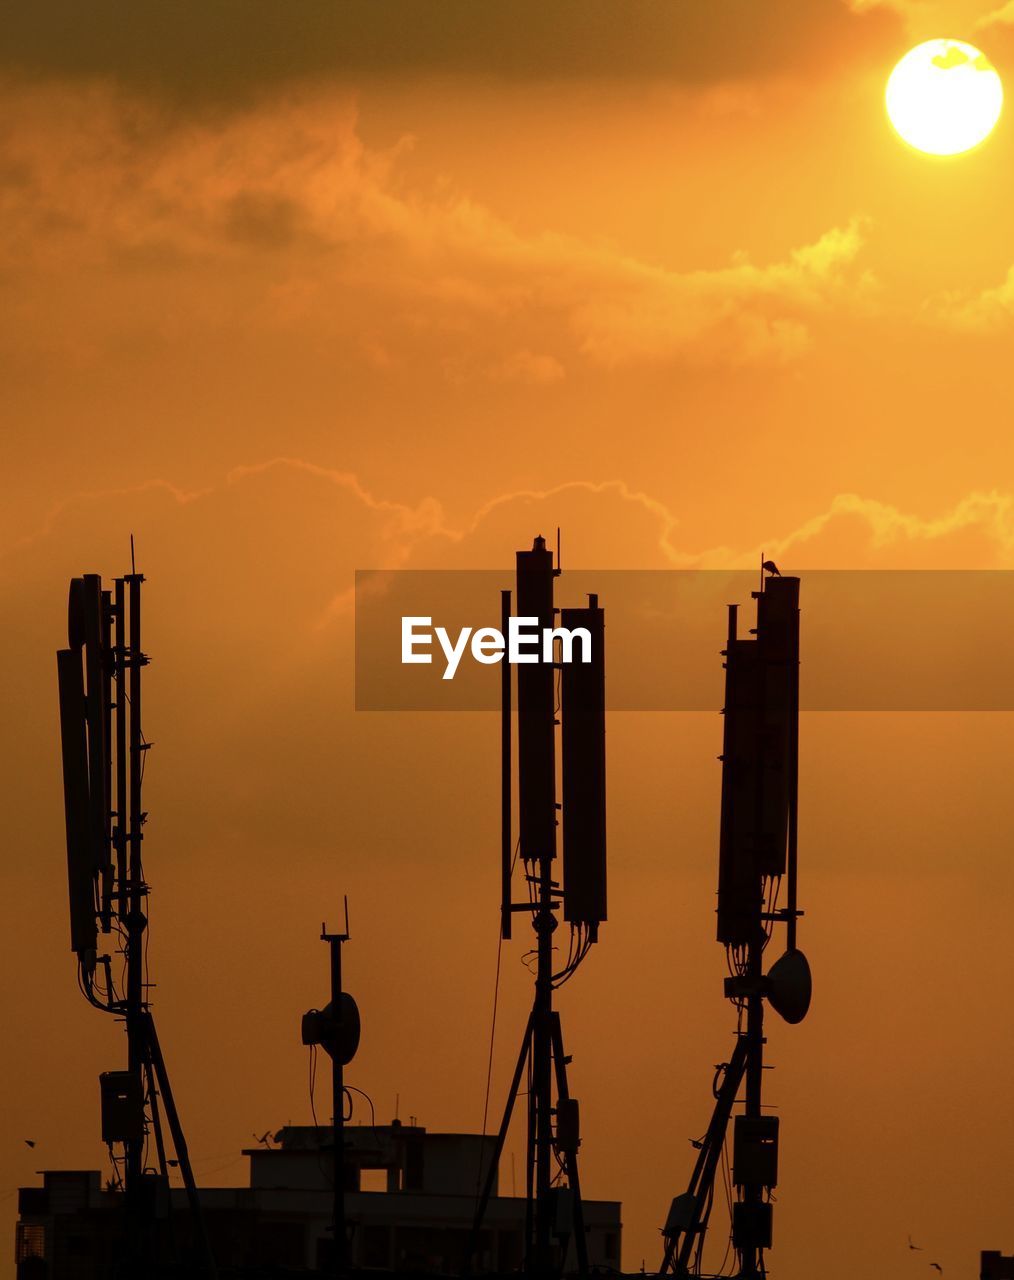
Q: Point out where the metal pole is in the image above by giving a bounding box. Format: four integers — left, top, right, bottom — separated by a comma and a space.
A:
533, 861, 555, 1272
330, 935, 345, 1276
114, 580, 127, 934
660, 1037, 750, 1276
144, 1014, 217, 1278
126, 573, 146, 1254
741, 951, 765, 1279
501, 589, 513, 941
550, 1014, 588, 1277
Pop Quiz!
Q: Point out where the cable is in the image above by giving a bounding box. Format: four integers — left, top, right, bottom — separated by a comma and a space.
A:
308, 1044, 334, 1190
309, 1045, 321, 1131
476, 837, 520, 1200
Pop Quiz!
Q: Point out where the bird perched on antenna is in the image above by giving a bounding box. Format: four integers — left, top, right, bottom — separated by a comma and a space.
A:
762, 559, 781, 577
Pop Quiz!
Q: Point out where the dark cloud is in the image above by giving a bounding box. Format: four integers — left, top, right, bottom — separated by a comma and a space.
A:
3, 1, 902, 102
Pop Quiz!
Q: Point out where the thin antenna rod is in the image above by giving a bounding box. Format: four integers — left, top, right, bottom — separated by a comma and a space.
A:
501, 589, 512, 941
125, 571, 145, 1213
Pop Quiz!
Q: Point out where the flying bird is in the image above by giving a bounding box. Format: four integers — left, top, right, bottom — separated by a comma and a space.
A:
930, 1265, 943, 1274
762, 560, 781, 577
908, 1237, 923, 1251
23, 1140, 35, 1149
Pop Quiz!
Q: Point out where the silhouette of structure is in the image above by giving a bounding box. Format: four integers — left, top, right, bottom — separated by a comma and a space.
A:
660, 575, 810, 1278
14, 1122, 622, 1276
982, 1252, 1014, 1279
301, 901, 360, 1274
469, 537, 607, 1277
23, 548, 622, 1279
55, 566, 215, 1278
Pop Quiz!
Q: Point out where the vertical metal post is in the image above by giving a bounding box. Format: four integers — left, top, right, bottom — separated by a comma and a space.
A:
501, 589, 513, 941
100, 591, 113, 933
741, 949, 765, 1279
320, 922, 349, 1275
126, 573, 146, 1227
144, 1014, 217, 1277
533, 858, 555, 1273
114, 580, 127, 931
331, 936, 345, 1276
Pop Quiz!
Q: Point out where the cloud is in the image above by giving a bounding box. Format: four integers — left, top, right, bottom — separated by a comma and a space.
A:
931, 265, 1014, 332
0, 83, 876, 371
0, 1, 902, 101
974, 0, 1014, 29
487, 349, 566, 386
734, 490, 1014, 569
570, 220, 873, 367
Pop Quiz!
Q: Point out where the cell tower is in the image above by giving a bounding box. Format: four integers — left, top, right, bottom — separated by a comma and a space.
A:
56, 567, 215, 1277
660, 571, 811, 1279
470, 535, 607, 1277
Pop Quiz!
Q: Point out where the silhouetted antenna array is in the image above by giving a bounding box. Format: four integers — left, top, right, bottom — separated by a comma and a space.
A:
470, 535, 606, 1277
56, 568, 215, 1277
660, 569, 810, 1279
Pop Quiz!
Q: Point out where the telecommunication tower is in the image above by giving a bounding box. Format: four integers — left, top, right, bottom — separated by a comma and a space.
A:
469, 536, 607, 1277
301, 900, 361, 1277
56, 566, 215, 1276
660, 571, 811, 1279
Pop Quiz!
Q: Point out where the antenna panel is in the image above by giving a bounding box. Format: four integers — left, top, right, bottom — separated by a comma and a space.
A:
57, 648, 97, 956
516, 541, 556, 863
754, 578, 799, 876
81, 575, 111, 878
561, 603, 606, 926
716, 579, 800, 944
717, 637, 764, 944
68, 577, 87, 649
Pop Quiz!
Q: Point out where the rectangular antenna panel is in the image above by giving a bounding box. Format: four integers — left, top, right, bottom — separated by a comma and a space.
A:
561, 604, 606, 925
57, 648, 97, 956
81, 575, 111, 878
717, 578, 800, 944
516, 543, 556, 862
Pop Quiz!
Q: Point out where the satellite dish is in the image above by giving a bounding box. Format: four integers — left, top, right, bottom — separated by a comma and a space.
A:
331, 992, 361, 1065
766, 949, 812, 1025
301, 992, 361, 1065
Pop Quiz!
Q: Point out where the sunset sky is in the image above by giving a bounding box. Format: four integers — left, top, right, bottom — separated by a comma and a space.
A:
5, 2, 1014, 1277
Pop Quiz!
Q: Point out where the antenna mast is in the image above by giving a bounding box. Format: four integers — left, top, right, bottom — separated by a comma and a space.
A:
302, 898, 360, 1277
660, 572, 810, 1278
57, 568, 215, 1277
470, 535, 606, 1277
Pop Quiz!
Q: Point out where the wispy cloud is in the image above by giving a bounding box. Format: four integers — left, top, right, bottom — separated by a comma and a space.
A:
974, 0, 1014, 30
0, 82, 876, 371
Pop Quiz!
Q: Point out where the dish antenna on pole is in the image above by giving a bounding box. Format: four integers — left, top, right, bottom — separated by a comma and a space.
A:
660, 572, 809, 1278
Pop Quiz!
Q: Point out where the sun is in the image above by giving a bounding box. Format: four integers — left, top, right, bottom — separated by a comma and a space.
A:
886, 39, 1003, 156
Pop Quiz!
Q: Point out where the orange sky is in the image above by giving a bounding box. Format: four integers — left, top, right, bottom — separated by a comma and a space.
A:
6, 3, 1014, 1277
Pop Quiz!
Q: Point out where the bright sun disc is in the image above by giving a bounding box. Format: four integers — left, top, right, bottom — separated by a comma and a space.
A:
886, 39, 1003, 156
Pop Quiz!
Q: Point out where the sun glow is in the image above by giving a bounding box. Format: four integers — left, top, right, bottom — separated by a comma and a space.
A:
886, 39, 1003, 156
